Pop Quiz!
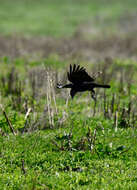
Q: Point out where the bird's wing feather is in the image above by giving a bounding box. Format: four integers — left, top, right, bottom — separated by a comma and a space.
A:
68, 64, 94, 84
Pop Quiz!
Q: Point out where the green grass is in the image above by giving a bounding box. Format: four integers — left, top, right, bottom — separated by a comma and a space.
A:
0, 0, 137, 37
0, 1, 137, 188
0, 58, 137, 189
0, 125, 136, 190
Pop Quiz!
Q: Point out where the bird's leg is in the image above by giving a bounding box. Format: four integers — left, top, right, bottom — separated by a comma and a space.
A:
90, 89, 96, 101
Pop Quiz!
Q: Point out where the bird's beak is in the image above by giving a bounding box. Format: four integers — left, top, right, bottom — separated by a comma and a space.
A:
57, 83, 63, 89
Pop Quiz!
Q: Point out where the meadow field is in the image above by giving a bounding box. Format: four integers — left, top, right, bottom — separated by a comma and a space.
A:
0, 0, 137, 189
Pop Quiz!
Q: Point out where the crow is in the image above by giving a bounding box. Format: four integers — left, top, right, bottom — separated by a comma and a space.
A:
57, 64, 110, 99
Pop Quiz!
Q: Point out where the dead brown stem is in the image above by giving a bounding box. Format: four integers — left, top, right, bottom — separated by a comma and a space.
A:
0, 104, 16, 135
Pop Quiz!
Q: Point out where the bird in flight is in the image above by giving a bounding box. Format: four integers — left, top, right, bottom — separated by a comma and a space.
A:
57, 64, 110, 100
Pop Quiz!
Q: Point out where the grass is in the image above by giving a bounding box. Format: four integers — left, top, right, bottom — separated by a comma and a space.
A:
0, 0, 137, 189
0, 0, 137, 37
0, 57, 137, 189
0, 128, 136, 189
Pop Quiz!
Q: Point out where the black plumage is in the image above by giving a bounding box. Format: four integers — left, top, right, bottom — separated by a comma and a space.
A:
57, 64, 110, 99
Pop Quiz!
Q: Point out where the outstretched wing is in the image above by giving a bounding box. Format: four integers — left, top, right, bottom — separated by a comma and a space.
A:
67, 64, 94, 84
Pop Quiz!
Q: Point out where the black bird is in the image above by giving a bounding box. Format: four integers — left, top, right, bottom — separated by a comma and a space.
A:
57, 64, 110, 99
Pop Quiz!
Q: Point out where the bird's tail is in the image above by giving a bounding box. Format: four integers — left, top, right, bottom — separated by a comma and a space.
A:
93, 83, 110, 88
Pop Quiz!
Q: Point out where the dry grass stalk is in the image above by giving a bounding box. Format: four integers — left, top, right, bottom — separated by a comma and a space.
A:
0, 104, 16, 135
49, 71, 58, 115
46, 71, 53, 127
114, 111, 118, 132
25, 107, 32, 120
22, 107, 32, 133
46, 70, 58, 127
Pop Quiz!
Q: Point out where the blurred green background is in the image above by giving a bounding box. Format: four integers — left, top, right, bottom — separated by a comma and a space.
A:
0, 0, 137, 37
